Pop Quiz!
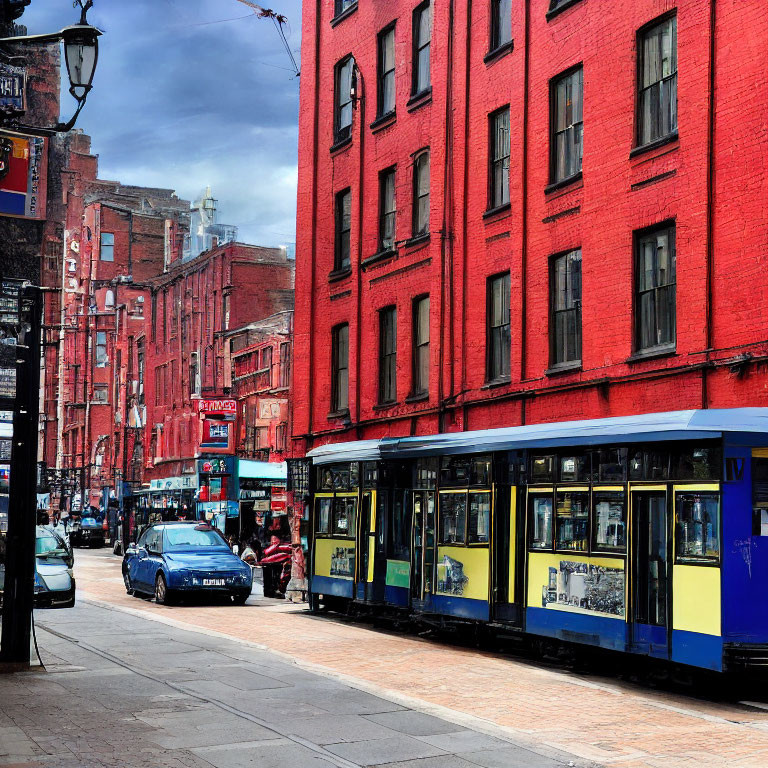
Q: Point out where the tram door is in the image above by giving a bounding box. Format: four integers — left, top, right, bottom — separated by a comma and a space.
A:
411, 491, 435, 602
356, 491, 374, 600
631, 490, 669, 659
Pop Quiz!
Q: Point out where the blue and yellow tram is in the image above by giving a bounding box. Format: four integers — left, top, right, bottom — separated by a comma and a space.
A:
307, 408, 768, 673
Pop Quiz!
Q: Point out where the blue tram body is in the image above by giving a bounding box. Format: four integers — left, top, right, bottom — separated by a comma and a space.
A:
306, 409, 768, 673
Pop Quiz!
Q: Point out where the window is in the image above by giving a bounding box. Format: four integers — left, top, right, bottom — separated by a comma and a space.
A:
100, 232, 114, 262
555, 490, 589, 551
92, 384, 108, 404
95, 331, 108, 367
276, 422, 287, 452
486, 272, 511, 381
334, 188, 352, 272
378, 167, 396, 253
412, 2, 431, 96
378, 306, 397, 404
279, 342, 290, 388
550, 249, 582, 366
675, 492, 720, 561
529, 493, 554, 550
377, 25, 396, 117
468, 492, 491, 543
315, 497, 331, 533
412, 150, 430, 237
593, 491, 627, 553
440, 492, 467, 544
638, 16, 677, 147
331, 323, 349, 413
531, 455, 555, 483
333, 496, 357, 536
550, 66, 583, 184
412, 296, 429, 396
490, 0, 512, 52
388, 491, 411, 559
635, 223, 676, 352
753, 457, 768, 536
334, 56, 355, 144
334, 0, 356, 17
489, 107, 510, 209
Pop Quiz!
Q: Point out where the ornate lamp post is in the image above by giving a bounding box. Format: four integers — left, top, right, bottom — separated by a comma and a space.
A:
0, 0, 101, 132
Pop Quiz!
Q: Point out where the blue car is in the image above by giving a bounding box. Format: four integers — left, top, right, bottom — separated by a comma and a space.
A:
122, 522, 253, 605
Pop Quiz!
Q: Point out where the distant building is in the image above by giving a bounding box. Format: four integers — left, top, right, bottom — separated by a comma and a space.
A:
182, 186, 238, 261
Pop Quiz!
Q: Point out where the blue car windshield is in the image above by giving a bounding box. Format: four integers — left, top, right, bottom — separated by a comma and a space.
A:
163, 527, 227, 548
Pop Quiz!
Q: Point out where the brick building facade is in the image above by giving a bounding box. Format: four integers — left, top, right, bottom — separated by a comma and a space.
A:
292, 0, 768, 455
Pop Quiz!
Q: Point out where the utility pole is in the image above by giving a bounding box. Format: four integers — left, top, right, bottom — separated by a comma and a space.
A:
0, 280, 42, 668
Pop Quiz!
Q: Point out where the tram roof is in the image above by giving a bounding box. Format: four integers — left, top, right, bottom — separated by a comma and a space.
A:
307, 408, 768, 464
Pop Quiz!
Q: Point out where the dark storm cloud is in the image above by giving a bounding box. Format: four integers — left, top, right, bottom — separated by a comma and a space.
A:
22, 0, 301, 245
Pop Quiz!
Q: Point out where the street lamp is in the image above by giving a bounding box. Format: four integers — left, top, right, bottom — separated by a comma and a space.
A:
0, 0, 101, 132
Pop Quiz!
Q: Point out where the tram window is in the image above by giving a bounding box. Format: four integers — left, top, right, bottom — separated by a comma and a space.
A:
555, 491, 589, 552
388, 490, 411, 559
559, 454, 589, 483
363, 462, 378, 488
529, 493, 554, 549
752, 457, 768, 536
316, 498, 332, 534
440, 455, 491, 487
596, 448, 626, 481
415, 457, 438, 489
672, 446, 721, 481
349, 462, 360, 488
629, 448, 670, 481
531, 455, 555, 483
468, 492, 491, 543
592, 491, 627, 553
377, 490, 388, 552
332, 497, 357, 536
440, 492, 468, 544
675, 492, 720, 561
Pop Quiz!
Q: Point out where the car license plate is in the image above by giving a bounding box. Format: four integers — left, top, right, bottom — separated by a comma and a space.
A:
203, 578, 225, 586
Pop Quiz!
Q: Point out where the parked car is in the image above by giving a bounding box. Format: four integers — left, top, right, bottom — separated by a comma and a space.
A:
122, 522, 253, 605
69, 512, 105, 548
34, 525, 75, 608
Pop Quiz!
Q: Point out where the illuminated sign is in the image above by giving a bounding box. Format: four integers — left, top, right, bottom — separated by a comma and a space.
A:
197, 398, 237, 414
0, 64, 25, 113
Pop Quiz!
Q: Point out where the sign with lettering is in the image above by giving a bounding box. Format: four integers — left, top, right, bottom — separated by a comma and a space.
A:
197, 398, 237, 414
0, 64, 25, 113
0, 133, 46, 219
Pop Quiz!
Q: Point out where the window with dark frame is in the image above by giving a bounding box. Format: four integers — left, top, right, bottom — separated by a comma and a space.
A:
412, 2, 431, 96
334, 56, 355, 145
378, 167, 396, 252
490, 0, 512, 52
550, 66, 583, 184
486, 272, 511, 381
279, 342, 290, 388
100, 232, 114, 261
95, 331, 108, 367
377, 25, 396, 117
412, 295, 430, 396
489, 107, 510, 209
638, 15, 677, 147
412, 149, 430, 237
635, 223, 676, 352
334, 0, 356, 18
334, 188, 352, 272
331, 323, 349, 413
378, 306, 397, 404
550, 249, 582, 366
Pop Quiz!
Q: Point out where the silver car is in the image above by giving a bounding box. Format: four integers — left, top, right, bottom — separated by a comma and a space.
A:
34, 526, 75, 608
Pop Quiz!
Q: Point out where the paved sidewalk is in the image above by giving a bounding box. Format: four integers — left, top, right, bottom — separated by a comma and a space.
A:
0, 601, 585, 768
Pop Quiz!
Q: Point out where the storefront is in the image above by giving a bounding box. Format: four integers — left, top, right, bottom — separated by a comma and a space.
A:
148, 475, 198, 523
197, 456, 237, 533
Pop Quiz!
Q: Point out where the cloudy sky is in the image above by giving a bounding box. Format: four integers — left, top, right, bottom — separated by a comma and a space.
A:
23, 0, 302, 248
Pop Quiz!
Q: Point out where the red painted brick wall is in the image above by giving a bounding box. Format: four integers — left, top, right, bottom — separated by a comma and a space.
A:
293, 0, 768, 456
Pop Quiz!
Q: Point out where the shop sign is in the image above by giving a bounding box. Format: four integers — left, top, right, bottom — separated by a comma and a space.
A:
271, 499, 287, 513
149, 475, 198, 491
0, 133, 46, 219
199, 457, 232, 475
197, 398, 237, 414
0, 64, 25, 113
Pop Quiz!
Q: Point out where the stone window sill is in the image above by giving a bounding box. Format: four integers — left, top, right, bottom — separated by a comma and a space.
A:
630, 132, 679, 160
330, 3, 358, 28
328, 267, 352, 283
547, 0, 585, 22
545, 360, 582, 376
407, 88, 432, 113
484, 40, 514, 65
545, 171, 583, 195
362, 250, 397, 268
370, 111, 396, 133
483, 202, 512, 220
626, 346, 676, 363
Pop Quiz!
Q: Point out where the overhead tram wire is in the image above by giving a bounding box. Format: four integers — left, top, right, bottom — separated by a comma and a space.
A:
232, 0, 300, 77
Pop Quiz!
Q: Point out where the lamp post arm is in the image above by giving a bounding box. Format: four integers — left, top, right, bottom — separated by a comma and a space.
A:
75, 1, 94, 26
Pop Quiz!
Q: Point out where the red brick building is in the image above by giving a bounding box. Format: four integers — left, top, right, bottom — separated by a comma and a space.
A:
292, 0, 768, 455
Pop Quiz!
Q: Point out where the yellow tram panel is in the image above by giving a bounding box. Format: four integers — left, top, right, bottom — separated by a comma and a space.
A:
314, 537, 355, 580
435, 545, 490, 602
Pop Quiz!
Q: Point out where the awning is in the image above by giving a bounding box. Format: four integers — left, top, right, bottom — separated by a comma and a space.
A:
238, 459, 287, 481
307, 408, 768, 464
